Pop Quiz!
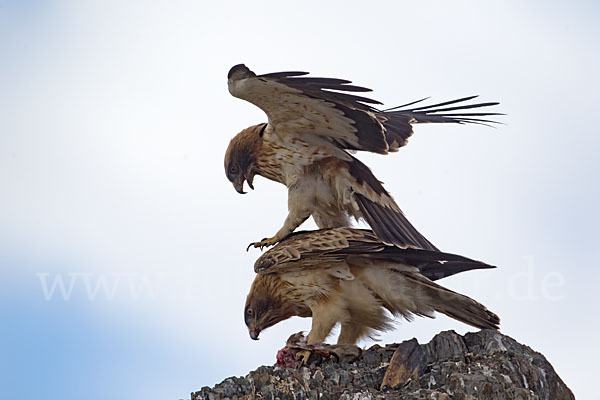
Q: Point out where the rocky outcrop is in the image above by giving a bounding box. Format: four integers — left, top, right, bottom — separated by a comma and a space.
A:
192, 330, 574, 400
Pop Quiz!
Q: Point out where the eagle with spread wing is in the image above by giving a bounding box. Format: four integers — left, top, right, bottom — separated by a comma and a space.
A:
225, 64, 501, 251
244, 228, 499, 346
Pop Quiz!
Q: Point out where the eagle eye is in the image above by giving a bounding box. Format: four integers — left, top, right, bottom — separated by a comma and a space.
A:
229, 165, 239, 174
246, 308, 253, 316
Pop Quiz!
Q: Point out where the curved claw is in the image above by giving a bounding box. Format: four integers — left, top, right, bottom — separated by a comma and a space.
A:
246, 237, 278, 252
295, 349, 312, 365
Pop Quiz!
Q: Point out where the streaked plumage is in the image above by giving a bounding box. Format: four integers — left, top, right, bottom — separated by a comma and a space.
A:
225, 64, 501, 251
244, 228, 499, 345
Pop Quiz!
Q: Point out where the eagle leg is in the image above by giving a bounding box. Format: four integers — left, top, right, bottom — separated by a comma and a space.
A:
247, 208, 311, 251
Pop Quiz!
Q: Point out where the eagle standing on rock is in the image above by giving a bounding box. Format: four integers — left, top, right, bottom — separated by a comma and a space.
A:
244, 228, 500, 347
225, 64, 501, 251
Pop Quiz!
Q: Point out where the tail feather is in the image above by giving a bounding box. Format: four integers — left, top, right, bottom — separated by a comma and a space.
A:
355, 193, 438, 251
357, 267, 500, 331
398, 271, 500, 330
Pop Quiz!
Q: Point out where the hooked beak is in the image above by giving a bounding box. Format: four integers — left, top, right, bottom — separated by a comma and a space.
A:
233, 172, 255, 194
249, 327, 260, 340
233, 180, 246, 194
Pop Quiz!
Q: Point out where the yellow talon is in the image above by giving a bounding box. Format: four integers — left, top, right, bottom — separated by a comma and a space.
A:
246, 237, 279, 251
295, 349, 312, 364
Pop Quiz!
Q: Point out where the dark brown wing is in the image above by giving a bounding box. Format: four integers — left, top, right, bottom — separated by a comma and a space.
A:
255, 228, 495, 281
228, 64, 502, 155
345, 155, 438, 251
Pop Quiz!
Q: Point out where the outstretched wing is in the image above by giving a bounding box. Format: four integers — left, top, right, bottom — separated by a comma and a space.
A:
255, 228, 494, 281
228, 64, 501, 155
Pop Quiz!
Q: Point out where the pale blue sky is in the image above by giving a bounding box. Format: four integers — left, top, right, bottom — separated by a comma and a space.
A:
1, 1, 599, 399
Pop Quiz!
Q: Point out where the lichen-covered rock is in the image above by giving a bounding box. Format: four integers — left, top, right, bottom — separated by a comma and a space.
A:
192, 330, 574, 400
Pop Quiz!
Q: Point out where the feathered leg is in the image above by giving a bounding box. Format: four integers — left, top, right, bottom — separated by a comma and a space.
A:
306, 304, 340, 345
249, 185, 312, 250
337, 322, 366, 345
294, 300, 343, 364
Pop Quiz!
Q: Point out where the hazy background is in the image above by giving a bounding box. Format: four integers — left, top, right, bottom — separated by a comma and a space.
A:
1, 1, 598, 399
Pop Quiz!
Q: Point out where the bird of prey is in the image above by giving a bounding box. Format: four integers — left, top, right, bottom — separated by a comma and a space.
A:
244, 228, 499, 346
225, 64, 500, 251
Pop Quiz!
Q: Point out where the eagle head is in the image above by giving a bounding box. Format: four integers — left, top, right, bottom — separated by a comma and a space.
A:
224, 123, 266, 194
244, 275, 297, 340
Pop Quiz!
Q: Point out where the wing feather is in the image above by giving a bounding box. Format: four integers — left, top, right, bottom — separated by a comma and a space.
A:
345, 156, 438, 251
255, 228, 495, 282
355, 193, 439, 251
255, 228, 387, 273
228, 64, 502, 155
229, 65, 387, 153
